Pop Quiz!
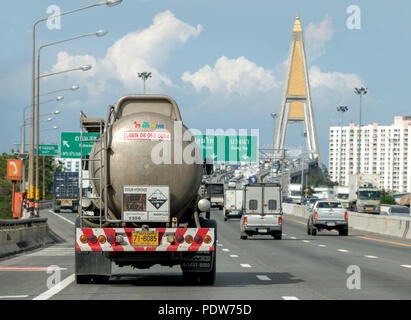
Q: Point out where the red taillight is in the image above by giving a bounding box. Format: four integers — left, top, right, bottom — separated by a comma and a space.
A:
175, 234, 184, 244
194, 235, 203, 244
107, 235, 116, 244
88, 235, 98, 244
243, 216, 248, 226
278, 216, 283, 225
345, 211, 348, 221
314, 211, 318, 220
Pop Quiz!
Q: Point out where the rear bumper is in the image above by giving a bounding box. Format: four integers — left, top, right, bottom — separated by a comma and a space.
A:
76, 228, 215, 252
243, 226, 282, 233
314, 220, 348, 228
225, 210, 242, 217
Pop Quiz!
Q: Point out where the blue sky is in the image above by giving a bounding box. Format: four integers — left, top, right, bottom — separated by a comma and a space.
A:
1, 0, 410, 166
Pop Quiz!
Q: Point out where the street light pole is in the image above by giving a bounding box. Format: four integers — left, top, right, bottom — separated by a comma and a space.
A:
138, 72, 152, 94
354, 87, 368, 175
28, 0, 122, 218
337, 106, 348, 184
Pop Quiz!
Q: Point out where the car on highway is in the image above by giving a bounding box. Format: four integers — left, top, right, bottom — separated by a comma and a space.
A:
302, 197, 320, 208
282, 196, 293, 203
227, 181, 237, 189
385, 205, 410, 217
307, 200, 348, 236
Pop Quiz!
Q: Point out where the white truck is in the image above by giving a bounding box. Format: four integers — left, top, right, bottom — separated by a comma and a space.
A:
224, 189, 243, 221
307, 200, 348, 236
240, 183, 283, 240
334, 186, 350, 208
288, 184, 302, 204
348, 174, 381, 214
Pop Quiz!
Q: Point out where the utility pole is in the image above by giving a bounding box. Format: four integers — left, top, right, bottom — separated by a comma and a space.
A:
138, 72, 152, 94
354, 87, 368, 175
337, 106, 348, 184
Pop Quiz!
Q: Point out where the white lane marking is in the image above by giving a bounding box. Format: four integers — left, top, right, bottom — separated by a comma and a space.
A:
0, 295, 29, 299
257, 275, 271, 281
283, 233, 287, 236
282, 296, 299, 300
240, 264, 252, 268
400, 265, 411, 269
291, 237, 297, 240
222, 248, 230, 252
47, 210, 75, 225
217, 244, 223, 247
318, 244, 327, 248
302, 240, 310, 243
32, 274, 75, 300
338, 249, 349, 253
230, 255, 239, 258
364, 255, 378, 259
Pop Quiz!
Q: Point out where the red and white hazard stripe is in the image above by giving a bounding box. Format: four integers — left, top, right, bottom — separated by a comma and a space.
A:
76, 228, 215, 252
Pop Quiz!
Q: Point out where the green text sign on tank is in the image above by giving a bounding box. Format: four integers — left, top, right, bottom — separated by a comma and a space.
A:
60, 132, 100, 159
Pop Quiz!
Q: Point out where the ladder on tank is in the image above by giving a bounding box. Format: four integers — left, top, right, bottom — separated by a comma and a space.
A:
79, 116, 105, 227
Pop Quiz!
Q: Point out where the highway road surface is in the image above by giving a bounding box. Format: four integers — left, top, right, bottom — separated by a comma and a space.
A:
0, 208, 410, 300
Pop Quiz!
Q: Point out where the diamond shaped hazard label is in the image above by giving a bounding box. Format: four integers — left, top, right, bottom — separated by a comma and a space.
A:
148, 189, 168, 210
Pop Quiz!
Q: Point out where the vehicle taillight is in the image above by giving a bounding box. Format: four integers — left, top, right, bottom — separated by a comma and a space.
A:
185, 235, 194, 244
79, 235, 88, 244
243, 216, 248, 226
175, 234, 184, 244
314, 211, 318, 220
278, 216, 283, 225
203, 235, 212, 244
88, 235, 98, 244
345, 211, 348, 221
194, 235, 203, 244
107, 235, 116, 244
98, 235, 107, 244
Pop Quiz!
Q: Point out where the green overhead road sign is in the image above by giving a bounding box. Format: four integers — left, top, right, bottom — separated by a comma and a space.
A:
61, 132, 99, 159
194, 135, 258, 163
34, 145, 59, 157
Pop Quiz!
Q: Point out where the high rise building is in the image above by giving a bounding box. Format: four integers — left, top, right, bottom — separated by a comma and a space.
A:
329, 116, 411, 193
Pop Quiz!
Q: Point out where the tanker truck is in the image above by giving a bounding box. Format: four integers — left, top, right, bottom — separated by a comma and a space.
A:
75, 95, 216, 285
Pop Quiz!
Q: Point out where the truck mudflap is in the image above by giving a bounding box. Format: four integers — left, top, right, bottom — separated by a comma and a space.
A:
76, 228, 215, 252
180, 252, 213, 272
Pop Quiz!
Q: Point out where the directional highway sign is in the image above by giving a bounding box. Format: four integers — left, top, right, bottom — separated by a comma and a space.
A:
194, 135, 258, 163
34, 145, 59, 156
60, 132, 99, 159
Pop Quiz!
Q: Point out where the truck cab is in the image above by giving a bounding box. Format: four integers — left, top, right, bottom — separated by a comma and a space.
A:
240, 183, 283, 240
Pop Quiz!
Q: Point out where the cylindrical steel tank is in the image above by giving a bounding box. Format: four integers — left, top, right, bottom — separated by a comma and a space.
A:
89, 95, 202, 222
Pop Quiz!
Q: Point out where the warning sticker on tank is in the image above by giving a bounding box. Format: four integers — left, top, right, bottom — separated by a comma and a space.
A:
124, 131, 171, 141
148, 189, 168, 209
123, 186, 170, 222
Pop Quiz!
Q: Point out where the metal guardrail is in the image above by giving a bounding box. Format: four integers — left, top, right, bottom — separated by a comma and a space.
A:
0, 218, 48, 227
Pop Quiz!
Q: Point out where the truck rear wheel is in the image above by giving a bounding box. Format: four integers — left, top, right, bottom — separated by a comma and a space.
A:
339, 226, 348, 236
199, 218, 217, 285
273, 232, 282, 240
76, 275, 92, 284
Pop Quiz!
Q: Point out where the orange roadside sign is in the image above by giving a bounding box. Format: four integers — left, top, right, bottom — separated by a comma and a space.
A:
7, 159, 23, 181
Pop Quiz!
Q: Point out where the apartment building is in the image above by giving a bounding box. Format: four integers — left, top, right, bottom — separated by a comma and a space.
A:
329, 116, 411, 193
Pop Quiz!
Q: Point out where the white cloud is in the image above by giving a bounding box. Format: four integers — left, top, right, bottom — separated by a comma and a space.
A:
182, 56, 280, 96
305, 16, 334, 60
49, 10, 203, 95
309, 66, 364, 89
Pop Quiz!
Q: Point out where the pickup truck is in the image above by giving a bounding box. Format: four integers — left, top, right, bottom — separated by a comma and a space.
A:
307, 200, 348, 236
240, 183, 283, 240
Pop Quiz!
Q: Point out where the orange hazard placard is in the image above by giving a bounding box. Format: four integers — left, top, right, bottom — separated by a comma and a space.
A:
7, 159, 23, 181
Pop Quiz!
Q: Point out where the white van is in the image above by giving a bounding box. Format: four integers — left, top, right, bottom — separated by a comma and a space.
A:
240, 183, 283, 240
224, 189, 243, 221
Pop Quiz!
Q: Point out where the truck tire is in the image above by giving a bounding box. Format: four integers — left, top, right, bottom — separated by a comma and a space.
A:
76, 275, 92, 284
339, 226, 348, 236
183, 218, 217, 285
307, 219, 312, 235
273, 232, 282, 240
54, 208, 60, 213
240, 234, 248, 240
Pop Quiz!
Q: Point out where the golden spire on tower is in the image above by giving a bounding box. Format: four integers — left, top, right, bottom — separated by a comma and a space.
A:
293, 13, 303, 33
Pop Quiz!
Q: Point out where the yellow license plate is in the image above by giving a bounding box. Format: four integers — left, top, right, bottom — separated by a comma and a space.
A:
62, 200, 72, 206
367, 208, 372, 211
131, 232, 159, 246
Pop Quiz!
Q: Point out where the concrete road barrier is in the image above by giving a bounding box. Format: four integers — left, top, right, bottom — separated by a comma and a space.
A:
283, 203, 411, 240
0, 218, 55, 259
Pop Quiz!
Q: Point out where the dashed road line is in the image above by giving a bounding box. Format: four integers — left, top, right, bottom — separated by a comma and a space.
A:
302, 240, 310, 243
230, 255, 239, 258
256, 275, 271, 281
318, 244, 327, 247
338, 249, 349, 253
364, 255, 378, 259
282, 296, 299, 300
291, 237, 297, 240
240, 264, 252, 268
217, 244, 223, 247
0, 295, 29, 299
400, 265, 411, 269
222, 248, 230, 252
